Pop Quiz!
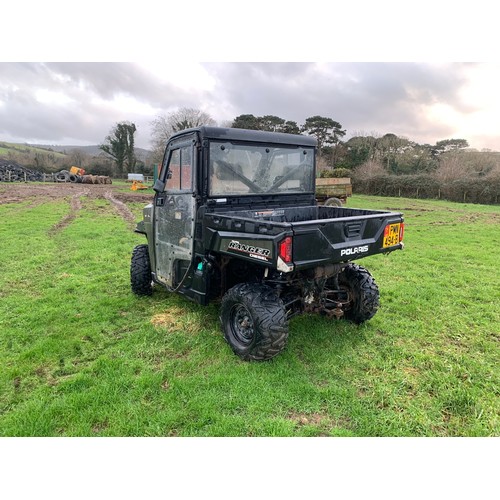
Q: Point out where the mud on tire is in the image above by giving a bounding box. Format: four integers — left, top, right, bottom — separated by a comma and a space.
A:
220, 283, 289, 361
131, 244, 153, 296
338, 263, 379, 324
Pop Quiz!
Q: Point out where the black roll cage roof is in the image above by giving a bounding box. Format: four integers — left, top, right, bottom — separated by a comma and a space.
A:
166, 126, 318, 148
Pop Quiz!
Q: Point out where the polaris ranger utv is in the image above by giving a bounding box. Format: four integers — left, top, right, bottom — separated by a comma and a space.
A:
131, 127, 404, 361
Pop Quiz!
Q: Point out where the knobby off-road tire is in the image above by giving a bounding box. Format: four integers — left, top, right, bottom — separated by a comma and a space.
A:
220, 283, 289, 361
130, 244, 153, 296
338, 263, 379, 324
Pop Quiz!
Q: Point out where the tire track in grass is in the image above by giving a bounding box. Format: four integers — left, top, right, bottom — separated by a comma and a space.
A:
48, 190, 89, 235
103, 190, 136, 228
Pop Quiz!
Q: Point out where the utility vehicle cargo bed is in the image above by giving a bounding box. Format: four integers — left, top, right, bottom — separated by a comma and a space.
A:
204, 205, 404, 269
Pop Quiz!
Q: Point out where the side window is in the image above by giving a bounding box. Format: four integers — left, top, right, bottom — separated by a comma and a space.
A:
165, 149, 181, 190
181, 146, 192, 189
164, 146, 193, 192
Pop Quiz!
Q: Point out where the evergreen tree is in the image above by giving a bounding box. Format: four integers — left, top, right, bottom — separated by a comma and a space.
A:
99, 121, 137, 175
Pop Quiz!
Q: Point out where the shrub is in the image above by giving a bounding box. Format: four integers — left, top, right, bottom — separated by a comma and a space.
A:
352, 170, 499, 204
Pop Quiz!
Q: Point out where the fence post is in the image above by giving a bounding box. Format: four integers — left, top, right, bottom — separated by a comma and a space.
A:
416, 188, 419, 199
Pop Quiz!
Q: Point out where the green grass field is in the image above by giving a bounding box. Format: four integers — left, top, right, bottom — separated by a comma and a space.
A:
0, 190, 498, 436
0, 142, 67, 158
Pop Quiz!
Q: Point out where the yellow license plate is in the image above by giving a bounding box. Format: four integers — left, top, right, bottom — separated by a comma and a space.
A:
383, 223, 401, 248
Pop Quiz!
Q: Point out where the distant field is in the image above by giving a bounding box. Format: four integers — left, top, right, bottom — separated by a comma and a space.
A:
0, 142, 67, 158
0, 185, 498, 436
0, 141, 151, 161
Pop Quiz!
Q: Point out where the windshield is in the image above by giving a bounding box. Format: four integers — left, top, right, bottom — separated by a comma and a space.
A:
209, 141, 315, 196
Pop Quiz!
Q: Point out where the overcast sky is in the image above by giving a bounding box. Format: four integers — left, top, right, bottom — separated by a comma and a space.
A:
1, 62, 498, 151
2, 2, 498, 152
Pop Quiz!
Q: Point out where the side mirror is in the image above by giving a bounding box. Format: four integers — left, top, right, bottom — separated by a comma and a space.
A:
153, 179, 165, 193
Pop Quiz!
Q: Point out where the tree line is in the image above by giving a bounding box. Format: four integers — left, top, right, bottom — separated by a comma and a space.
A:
4, 108, 496, 182
4, 106, 498, 203
146, 108, 495, 180
50, 106, 500, 205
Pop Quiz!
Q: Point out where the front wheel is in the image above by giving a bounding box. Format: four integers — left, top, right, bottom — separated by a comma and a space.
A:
220, 283, 289, 361
130, 244, 153, 296
337, 263, 379, 323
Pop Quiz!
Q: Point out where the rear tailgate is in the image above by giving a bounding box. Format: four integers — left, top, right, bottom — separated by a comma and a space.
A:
204, 205, 404, 270
291, 209, 404, 269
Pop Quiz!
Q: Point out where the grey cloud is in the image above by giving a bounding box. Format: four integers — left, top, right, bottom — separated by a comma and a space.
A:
0, 62, 496, 150
44, 62, 185, 107
1, 86, 107, 142
203, 62, 473, 143
0, 62, 196, 146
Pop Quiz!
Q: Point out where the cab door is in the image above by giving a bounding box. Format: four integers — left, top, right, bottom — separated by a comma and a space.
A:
154, 138, 196, 288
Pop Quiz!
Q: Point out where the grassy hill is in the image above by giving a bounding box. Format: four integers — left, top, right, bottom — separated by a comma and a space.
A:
0, 141, 151, 161
0, 141, 153, 176
0, 142, 67, 158
27, 143, 152, 161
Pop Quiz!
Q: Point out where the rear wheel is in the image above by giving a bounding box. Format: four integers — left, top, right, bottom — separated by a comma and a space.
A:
220, 283, 288, 361
131, 244, 153, 296
324, 197, 343, 207
337, 263, 379, 323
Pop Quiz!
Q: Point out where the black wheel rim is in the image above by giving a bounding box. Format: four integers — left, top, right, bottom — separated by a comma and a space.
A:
229, 304, 255, 347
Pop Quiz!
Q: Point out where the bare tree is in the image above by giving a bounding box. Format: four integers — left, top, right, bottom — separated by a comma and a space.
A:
68, 149, 89, 168
434, 154, 469, 183
435, 150, 500, 182
150, 108, 216, 163
352, 160, 387, 181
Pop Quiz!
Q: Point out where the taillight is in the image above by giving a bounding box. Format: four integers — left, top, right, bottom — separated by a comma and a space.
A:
279, 236, 293, 263
399, 222, 405, 242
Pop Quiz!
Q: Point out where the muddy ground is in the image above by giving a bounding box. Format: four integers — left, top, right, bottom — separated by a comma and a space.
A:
0, 182, 152, 206
0, 182, 153, 230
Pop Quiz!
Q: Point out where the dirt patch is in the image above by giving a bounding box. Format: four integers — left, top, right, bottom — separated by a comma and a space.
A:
151, 307, 198, 334
385, 206, 433, 212
288, 412, 327, 426
287, 411, 352, 432
92, 421, 109, 434
427, 212, 500, 226
0, 182, 93, 205
457, 213, 500, 224
113, 192, 153, 204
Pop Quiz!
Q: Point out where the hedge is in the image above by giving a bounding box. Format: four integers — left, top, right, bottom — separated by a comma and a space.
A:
352, 174, 500, 204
